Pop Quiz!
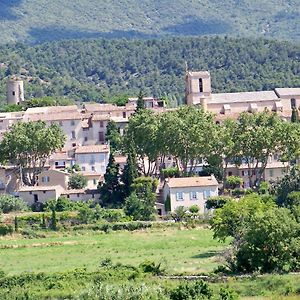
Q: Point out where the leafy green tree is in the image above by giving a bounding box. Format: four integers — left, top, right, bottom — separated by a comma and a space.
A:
124, 177, 157, 220
105, 120, 122, 152
206, 196, 232, 210
226, 176, 243, 190
50, 208, 58, 231
68, 173, 88, 189
0, 195, 27, 213
233, 111, 300, 188
211, 193, 276, 241
99, 153, 122, 208
125, 109, 161, 176
160, 106, 216, 175
233, 208, 300, 273
0, 121, 65, 186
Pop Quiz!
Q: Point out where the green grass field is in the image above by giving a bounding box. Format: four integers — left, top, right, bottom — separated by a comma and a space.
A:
0, 227, 227, 275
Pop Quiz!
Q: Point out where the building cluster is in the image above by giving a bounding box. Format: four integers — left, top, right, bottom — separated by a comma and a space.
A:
0, 73, 299, 214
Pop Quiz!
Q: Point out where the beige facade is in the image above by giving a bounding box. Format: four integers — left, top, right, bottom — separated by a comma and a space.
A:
185, 71, 300, 118
37, 169, 69, 190
18, 186, 64, 204
163, 176, 218, 213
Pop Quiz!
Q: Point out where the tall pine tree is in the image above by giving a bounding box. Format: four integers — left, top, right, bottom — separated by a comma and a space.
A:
99, 153, 122, 208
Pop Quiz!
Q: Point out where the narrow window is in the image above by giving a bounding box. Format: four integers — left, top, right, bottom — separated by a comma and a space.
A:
190, 191, 197, 200
100, 121, 104, 128
71, 120, 75, 126
291, 98, 296, 109
71, 131, 76, 139
199, 78, 203, 93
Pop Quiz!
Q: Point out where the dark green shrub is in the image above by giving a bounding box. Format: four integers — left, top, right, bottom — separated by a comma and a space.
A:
219, 287, 239, 300
170, 280, 213, 300
0, 224, 13, 236
139, 260, 165, 275
206, 196, 232, 209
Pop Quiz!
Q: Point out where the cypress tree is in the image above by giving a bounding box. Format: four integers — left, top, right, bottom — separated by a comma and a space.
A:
121, 143, 139, 198
51, 209, 57, 231
14, 216, 19, 232
99, 153, 122, 207
291, 108, 299, 123
136, 89, 145, 112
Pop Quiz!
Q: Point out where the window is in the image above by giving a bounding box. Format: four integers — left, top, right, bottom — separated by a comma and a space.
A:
99, 132, 104, 142
100, 121, 104, 128
82, 166, 86, 171
203, 190, 211, 199
71, 120, 75, 126
42, 176, 50, 183
123, 112, 126, 118
43, 191, 46, 194
59, 121, 63, 126
291, 98, 296, 109
84, 136, 88, 142
190, 191, 197, 200
91, 166, 95, 171
12, 91, 15, 96
269, 170, 274, 177
199, 78, 203, 93
93, 179, 97, 185
90, 155, 95, 165
71, 131, 76, 139
241, 171, 244, 176
176, 192, 183, 201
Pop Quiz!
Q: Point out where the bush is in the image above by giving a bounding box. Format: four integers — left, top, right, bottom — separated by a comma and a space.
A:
169, 280, 212, 300
206, 196, 232, 209
0, 195, 28, 213
0, 224, 13, 236
139, 260, 165, 275
226, 176, 243, 190
161, 167, 180, 178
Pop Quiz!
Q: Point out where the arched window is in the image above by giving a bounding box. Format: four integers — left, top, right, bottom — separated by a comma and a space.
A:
291, 98, 296, 109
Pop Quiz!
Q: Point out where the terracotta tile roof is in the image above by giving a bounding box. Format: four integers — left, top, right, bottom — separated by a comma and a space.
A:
115, 155, 127, 164
26, 111, 82, 121
18, 185, 63, 192
275, 88, 300, 97
75, 145, 109, 154
166, 175, 218, 188
25, 105, 78, 114
49, 152, 72, 161
210, 91, 278, 104
61, 189, 86, 195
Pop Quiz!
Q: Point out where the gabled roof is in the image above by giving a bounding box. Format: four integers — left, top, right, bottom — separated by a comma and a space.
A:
75, 145, 109, 154
275, 88, 300, 97
210, 91, 278, 104
166, 175, 218, 188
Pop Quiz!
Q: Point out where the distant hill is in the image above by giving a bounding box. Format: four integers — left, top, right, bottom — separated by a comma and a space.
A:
0, 36, 299, 107
0, 0, 300, 44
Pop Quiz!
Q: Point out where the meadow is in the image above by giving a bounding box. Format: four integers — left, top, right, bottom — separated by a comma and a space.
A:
0, 227, 226, 275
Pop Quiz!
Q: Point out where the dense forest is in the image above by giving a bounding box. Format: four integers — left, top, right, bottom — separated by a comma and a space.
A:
0, 36, 300, 106
0, 0, 300, 44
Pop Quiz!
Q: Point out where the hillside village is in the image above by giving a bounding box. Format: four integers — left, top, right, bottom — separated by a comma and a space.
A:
0, 71, 300, 215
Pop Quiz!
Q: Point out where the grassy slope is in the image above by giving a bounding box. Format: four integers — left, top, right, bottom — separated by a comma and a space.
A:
0, 0, 299, 44
0, 227, 228, 275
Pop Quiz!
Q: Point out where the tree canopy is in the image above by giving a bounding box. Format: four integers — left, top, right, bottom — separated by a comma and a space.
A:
0, 121, 65, 186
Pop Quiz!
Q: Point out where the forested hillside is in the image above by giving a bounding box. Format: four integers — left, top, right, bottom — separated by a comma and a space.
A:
0, 0, 299, 44
0, 36, 300, 106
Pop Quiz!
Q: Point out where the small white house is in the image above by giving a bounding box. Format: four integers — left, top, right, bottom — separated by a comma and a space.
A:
163, 175, 219, 213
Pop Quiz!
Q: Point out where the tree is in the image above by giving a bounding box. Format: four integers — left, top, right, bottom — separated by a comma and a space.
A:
211, 193, 275, 241
121, 143, 138, 198
99, 153, 122, 208
136, 89, 145, 111
105, 120, 122, 152
233, 111, 299, 188
226, 176, 243, 190
272, 166, 300, 206
0, 121, 65, 186
68, 173, 87, 189
125, 109, 161, 176
160, 106, 216, 175
124, 177, 157, 220
233, 208, 300, 273
291, 108, 299, 123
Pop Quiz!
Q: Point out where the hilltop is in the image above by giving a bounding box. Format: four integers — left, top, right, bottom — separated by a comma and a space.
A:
0, 0, 300, 44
